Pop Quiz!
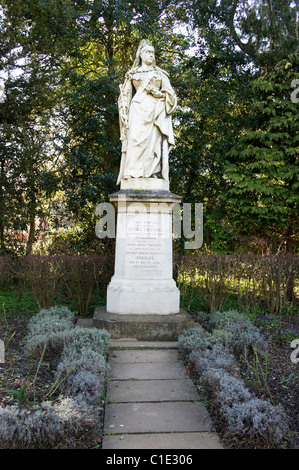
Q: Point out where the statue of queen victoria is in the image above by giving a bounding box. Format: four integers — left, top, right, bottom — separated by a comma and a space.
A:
117, 40, 177, 185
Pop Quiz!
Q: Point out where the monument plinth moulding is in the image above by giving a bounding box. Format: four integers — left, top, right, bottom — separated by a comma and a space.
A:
92, 40, 193, 340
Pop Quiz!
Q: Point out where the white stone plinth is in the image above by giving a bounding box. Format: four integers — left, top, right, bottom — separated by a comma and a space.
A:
107, 278, 180, 315
121, 177, 169, 191
106, 189, 181, 315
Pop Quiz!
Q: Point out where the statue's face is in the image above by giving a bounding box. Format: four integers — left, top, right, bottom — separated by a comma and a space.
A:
140, 46, 155, 66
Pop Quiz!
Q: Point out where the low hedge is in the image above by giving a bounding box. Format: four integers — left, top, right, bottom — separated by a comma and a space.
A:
178, 310, 289, 446
0, 306, 110, 449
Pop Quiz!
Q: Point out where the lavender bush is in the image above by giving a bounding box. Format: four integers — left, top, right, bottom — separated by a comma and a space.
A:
0, 397, 94, 449
208, 310, 266, 353
222, 398, 289, 443
178, 310, 290, 445
0, 306, 110, 448
24, 306, 77, 360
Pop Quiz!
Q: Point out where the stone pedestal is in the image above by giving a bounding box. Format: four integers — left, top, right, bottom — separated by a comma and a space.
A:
106, 178, 181, 315
93, 178, 192, 339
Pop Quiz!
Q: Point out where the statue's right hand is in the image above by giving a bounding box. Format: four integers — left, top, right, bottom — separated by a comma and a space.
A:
146, 86, 164, 99
152, 90, 165, 99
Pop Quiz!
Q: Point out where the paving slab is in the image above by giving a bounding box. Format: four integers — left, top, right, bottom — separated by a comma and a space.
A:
104, 402, 214, 434
106, 361, 189, 380
107, 379, 200, 403
102, 432, 223, 449
108, 349, 179, 363
109, 339, 178, 349
102, 338, 223, 449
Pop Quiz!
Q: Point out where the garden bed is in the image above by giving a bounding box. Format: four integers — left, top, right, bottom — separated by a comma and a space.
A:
0, 307, 298, 449
0, 308, 110, 449
179, 310, 299, 449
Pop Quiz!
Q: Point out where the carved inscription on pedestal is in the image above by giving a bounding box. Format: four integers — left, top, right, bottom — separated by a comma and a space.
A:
125, 213, 170, 278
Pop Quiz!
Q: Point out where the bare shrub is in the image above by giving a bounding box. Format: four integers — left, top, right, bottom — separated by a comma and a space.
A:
21, 255, 63, 309
60, 255, 95, 316
176, 253, 298, 314
177, 254, 236, 311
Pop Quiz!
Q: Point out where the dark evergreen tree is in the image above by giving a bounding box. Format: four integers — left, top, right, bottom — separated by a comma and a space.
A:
223, 53, 299, 253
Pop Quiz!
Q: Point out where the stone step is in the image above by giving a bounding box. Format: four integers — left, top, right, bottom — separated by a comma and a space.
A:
102, 432, 223, 450
108, 349, 179, 363
107, 378, 199, 403
103, 401, 214, 434
109, 339, 178, 349
106, 361, 189, 381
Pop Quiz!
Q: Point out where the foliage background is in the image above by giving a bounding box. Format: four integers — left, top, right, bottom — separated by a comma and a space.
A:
0, 0, 298, 256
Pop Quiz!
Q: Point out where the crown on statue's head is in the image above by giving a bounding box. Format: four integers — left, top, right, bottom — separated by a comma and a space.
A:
139, 39, 153, 49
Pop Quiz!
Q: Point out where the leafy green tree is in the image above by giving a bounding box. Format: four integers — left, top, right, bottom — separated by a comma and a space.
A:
222, 53, 299, 254
174, 0, 298, 252
1, 0, 193, 249
167, 27, 254, 252
0, 1, 63, 253
1, 0, 297, 257
188, 0, 299, 68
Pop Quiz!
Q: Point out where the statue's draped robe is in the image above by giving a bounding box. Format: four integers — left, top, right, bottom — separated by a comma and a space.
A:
117, 67, 177, 185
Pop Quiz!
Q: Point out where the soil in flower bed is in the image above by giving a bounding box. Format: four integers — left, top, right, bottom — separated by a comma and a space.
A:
239, 332, 299, 448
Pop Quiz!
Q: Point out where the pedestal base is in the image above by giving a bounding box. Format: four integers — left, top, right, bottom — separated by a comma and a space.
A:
107, 277, 180, 315
93, 306, 194, 341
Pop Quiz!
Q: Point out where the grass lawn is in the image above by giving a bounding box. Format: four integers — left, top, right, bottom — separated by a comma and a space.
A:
0, 286, 106, 318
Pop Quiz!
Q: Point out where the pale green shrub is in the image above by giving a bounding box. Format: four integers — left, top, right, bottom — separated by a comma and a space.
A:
0, 307, 110, 449
63, 326, 110, 357
26, 306, 76, 336
206, 329, 235, 353
190, 343, 238, 376
178, 327, 216, 356
209, 310, 266, 354
179, 315, 289, 445
0, 397, 94, 449
57, 347, 107, 377
209, 310, 251, 329
213, 323, 266, 354
54, 328, 109, 407
199, 365, 288, 443
59, 368, 105, 406
24, 306, 76, 357
200, 368, 252, 403
222, 398, 289, 443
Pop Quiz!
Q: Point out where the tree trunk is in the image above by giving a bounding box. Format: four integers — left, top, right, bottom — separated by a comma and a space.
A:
26, 213, 36, 255
286, 228, 294, 302
0, 156, 5, 252
0, 223, 5, 252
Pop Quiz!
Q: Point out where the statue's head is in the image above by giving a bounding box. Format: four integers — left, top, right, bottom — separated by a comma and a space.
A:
132, 40, 156, 68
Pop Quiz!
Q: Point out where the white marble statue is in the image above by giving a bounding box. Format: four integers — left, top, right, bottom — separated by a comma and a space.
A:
117, 40, 177, 185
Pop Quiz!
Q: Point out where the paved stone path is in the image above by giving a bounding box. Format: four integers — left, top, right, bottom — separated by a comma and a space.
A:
102, 339, 223, 449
